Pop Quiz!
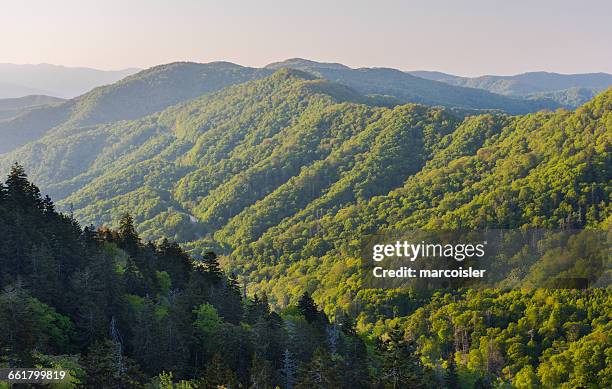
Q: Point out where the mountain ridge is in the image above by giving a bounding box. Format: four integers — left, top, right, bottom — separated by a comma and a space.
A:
407, 69, 612, 107
0, 62, 140, 98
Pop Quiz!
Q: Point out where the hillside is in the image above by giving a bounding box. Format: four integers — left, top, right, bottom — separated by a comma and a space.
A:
1, 71, 608, 248
0, 72, 609, 388
3, 59, 577, 155
0, 165, 381, 387
0, 62, 268, 153
266, 59, 559, 114
409, 70, 612, 107
0, 94, 65, 120
230, 89, 610, 311
1, 70, 607, 277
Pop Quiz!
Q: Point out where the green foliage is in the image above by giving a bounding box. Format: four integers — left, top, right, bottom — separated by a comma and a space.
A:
0, 169, 381, 387
0, 70, 609, 388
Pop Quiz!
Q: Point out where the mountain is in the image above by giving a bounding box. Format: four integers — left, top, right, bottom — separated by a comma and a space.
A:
0, 81, 52, 99
0, 59, 560, 155
1, 69, 607, 270
266, 59, 559, 114
265, 57, 351, 70
409, 70, 612, 107
0, 166, 377, 387
0, 63, 139, 98
7, 164, 608, 389
524, 86, 602, 107
0, 94, 65, 120
0, 62, 268, 153
0, 68, 609, 388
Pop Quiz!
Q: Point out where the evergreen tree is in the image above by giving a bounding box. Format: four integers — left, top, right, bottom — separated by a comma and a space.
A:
118, 213, 140, 257
446, 356, 459, 389
297, 292, 319, 324
296, 347, 340, 389
82, 340, 145, 388
281, 348, 298, 389
202, 354, 238, 389
202, 251, 223, 282
5, 163, 42, 209
378, 326, 426, 389
249, 353, 274, 389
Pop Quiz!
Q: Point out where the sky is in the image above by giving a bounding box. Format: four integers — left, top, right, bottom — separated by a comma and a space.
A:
1, 0, 611, 76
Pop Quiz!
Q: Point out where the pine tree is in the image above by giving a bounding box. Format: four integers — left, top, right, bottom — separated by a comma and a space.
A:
202, 354, 238, 389
296, 347, 340, 389
446, 355, 459, 389
297, 292, 319, 324
281, 348, 298, 389
0, 284, 40, 365
378, 326, 426, 389
82, 340, 145, 388
202, 251, 223, 282
249, 353, 273, 389
5, 163, 42, 209
118, 212, 140, 256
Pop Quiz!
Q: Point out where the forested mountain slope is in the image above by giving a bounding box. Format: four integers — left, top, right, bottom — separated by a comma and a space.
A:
1, 60, 566, 155
0, 70, 609, 388
230, 89, 610, 312
1, 70, 483, 242
0, 95, 65, 121
0, 62, 267, 153
2, 71, 608, 320
0, 165, 383, 387
0, 103, 609, 387
1, 72, 609, 260
266, 59, 559, 114
409, 70, 612, 107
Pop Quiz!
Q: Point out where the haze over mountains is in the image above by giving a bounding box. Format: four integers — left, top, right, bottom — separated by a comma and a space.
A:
409, 69, 612, 107
0, 63, 139, 98
0, 94, 64, 120
3, 58, 610, 155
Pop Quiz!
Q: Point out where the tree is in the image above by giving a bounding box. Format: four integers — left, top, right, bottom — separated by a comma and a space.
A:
201, 354, 238, 389
281, 348, 298, 389
513, 365, 540, 389
5, 163, 42, 209
297, 292, 319, 324
202, 251, 223, 281
445, 356, 459, 389
296, 347, 340, 388
249, 353, 274, 389
82, 340, 145, 388
118, 213, 140, 256
378, 326, 426, 389
193, 303, 223, 364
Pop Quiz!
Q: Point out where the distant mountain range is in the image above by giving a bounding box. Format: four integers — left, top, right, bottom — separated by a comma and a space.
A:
408, 69, 612, 107
1, 59, 610, 155
0, 62, 267, 153
0, 95, 65, 120
0, 63, 140, 98
265, 59, 559, 113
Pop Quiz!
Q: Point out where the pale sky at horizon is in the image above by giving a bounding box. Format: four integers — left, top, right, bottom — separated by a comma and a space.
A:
1, 0, 611, 77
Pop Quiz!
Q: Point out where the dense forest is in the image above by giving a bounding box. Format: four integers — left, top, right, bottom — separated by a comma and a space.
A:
2, 60, 577, 155
0, 166, 380, 388
1, 166, 610, 388
0, 66, 610, 387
